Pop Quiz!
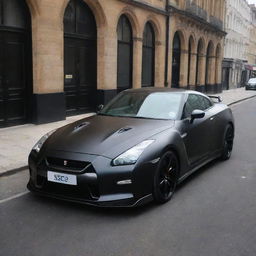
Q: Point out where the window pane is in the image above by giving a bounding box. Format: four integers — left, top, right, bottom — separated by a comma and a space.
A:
3, 0, 29, 29
122, 17, 132, 42
117, 43, 131, 88
0, 1, 2, 25
64, 3, 76, 34
117, 15, 132, 90
173, 33, 180, 50
142, 47, 154, 87
76, 0, 96, 37
143, 23, 154, 47
117, 18, 123, 41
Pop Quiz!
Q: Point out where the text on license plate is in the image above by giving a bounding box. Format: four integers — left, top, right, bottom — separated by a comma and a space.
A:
47, 171, 77, 186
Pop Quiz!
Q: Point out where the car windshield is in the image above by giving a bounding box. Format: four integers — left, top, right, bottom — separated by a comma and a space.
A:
248, 78, 256, 83
99, 92, 183, 120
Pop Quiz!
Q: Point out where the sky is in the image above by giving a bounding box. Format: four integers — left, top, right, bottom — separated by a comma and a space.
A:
247, 0, 256, 4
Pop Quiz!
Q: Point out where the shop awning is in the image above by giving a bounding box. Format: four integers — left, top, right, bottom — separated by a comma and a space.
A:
245, 64, 256, 71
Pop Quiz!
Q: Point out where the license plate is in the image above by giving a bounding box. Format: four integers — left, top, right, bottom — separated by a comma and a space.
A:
47, 171, 77, 186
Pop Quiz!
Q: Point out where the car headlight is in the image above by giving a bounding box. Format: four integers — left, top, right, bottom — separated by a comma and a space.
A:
32, 129, 57, 153
112, 140, 155, 166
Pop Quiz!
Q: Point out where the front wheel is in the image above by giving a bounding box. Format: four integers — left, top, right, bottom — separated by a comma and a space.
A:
153, 151, 179, 204
221, 124, 234, 160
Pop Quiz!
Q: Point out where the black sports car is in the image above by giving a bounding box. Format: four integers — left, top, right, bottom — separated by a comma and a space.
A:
27, 88, 235, 207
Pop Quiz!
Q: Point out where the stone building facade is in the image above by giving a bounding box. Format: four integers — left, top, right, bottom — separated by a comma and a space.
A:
223, 0, 254, 90
168, 0, 226, 93
0, 0, 225, 128
247, 4, 256, 78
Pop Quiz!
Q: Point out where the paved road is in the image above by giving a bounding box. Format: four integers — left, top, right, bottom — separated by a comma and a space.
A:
1, 98, 256, 256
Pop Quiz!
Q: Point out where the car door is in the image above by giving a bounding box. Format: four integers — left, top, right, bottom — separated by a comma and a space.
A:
180, 94, 214, 166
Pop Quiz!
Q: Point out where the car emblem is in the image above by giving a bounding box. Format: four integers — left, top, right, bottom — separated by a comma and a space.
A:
64, 160, 68, 166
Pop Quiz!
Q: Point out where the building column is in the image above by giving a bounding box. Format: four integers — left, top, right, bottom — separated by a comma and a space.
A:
215, 57, 222, 93
31, 1, 66, 124
206, 56, 216, 93
179, 49, 189, 88
196, 54, 206, 92
155, 41, 166, 87
133, 37, 143, 89
97, 27, 119, 104
189, 52, 197, 90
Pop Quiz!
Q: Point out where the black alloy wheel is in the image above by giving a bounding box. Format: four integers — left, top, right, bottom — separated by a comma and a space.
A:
221, 124, 234, 160
153, 151, 179, 204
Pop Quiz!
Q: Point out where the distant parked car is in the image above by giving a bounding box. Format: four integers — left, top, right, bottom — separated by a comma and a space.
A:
27, 88, 235, 207
245, 78, 256, 90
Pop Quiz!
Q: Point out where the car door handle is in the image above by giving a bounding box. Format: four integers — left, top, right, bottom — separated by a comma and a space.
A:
210, 117, 215, 121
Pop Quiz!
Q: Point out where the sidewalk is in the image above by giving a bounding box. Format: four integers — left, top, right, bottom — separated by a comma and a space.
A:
0, 113, 95, 176
1, 87, 256, 176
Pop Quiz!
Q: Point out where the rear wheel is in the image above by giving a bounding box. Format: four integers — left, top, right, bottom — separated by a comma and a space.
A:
221, 124, 234, 160
153, 151, 179, 204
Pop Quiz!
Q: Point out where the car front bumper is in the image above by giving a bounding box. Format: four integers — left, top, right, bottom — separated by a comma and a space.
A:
27, 150, 157, 207
246, 84, 256, 90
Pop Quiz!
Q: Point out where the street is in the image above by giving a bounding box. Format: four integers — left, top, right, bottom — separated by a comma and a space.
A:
1, 98, 256, 256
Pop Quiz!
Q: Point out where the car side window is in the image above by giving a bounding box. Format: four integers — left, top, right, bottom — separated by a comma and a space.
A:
202, 97, 213, 110
183, 94, 212, 119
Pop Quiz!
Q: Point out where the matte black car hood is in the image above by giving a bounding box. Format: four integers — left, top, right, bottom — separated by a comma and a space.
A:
46, 115, 174, 159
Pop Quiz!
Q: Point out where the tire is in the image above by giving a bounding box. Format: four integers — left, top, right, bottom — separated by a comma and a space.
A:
153, 151, 179, 204
221, 124, 234, 160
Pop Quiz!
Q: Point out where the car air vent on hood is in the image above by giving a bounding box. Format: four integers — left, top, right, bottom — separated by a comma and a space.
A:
74, 122, 90, 130
117, 127, 132, 134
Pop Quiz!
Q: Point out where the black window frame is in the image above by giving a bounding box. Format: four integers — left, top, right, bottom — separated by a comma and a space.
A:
117, 15, 133, 92
141, 22, 155, 87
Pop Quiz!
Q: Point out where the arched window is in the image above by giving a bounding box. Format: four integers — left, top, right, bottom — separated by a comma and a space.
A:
64, 0, 96, 37
117, 15, 133, 91
0, 0, 32, 127
0, 0, 30, 29
142, 22, 155, 87
64, 0, 97, 115
172, 32, 181, 88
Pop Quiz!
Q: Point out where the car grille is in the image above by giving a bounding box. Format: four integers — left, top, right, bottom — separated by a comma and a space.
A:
46, 157, 91, 174
36, 177, 99, 200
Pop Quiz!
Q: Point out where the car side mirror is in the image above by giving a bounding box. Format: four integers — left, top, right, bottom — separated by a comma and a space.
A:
190, 109, 205, 123
97, 104, 104, 112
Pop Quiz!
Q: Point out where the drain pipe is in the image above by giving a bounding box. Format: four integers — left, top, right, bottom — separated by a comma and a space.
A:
164, 0, 170, 87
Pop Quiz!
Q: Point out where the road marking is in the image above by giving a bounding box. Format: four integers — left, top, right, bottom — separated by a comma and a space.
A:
0, 191, 29, 204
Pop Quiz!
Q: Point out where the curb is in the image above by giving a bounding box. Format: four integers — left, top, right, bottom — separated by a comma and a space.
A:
227, 94, 256, 106
1, 93, 256, 178
0, 166, 28, 178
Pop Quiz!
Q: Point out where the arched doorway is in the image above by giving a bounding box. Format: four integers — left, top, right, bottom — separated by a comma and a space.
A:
142, 22, 155, 87
64, 0, 97, 115
0, 0, 32, 127
172, 32, 181, 88
117, 15, 133, 92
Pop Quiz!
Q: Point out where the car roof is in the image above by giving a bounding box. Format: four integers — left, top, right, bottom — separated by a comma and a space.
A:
124, 87, 207, 96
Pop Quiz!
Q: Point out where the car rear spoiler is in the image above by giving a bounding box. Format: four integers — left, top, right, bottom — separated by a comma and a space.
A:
208, 95, 222, 103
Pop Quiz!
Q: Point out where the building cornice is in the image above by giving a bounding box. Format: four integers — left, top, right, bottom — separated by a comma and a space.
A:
119, 0, 168, 16
168, 5, 227, 36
